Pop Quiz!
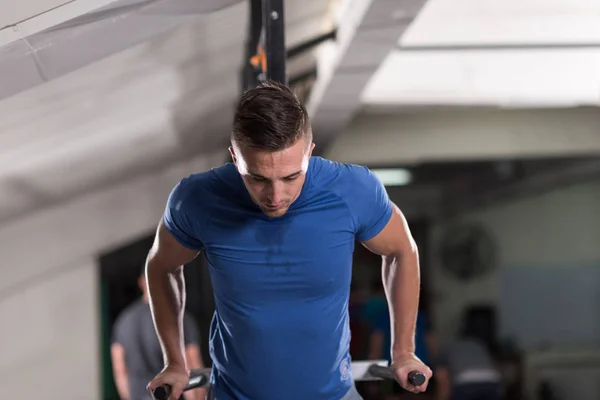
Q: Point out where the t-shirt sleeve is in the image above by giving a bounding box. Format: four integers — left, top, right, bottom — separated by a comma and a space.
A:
183, 312, 200, 346
163, 178, 204, 250
345, 166, 393, 241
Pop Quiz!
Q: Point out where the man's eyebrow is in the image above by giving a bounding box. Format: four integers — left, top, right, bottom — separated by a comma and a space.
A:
249, 171, 266, 179
283, 171, 302, 179
248, 170, 302, 179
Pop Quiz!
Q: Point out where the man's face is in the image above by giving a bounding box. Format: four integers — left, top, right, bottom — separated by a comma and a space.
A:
230, 137, 315, 218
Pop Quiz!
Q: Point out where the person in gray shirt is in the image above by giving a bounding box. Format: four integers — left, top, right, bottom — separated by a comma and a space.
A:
111, 271, 207, 400
435, 314, 502, 400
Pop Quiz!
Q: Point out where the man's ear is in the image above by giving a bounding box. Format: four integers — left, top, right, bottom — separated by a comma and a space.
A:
228, 146, 237, 164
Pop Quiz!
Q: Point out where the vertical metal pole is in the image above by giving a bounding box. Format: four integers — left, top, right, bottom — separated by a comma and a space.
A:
263, 0, 287, 84
241, 0, 264, 91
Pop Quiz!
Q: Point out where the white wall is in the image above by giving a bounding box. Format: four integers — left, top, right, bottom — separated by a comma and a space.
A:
0, 257, 99, 398
430, 179, 600, 399
430, 178, 600, 342
326, 107, 600, 165
0, 153, 224, 399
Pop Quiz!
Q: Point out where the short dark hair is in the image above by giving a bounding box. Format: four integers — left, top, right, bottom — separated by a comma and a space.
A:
231, 80, 311, 150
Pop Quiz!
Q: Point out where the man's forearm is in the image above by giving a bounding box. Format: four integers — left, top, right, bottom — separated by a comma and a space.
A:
146, 259, 188, 368
113, 373, 130, 400
382, 250, 420, 359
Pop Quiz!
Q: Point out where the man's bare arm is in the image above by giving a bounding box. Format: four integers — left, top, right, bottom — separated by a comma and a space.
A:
146, 220, 200, 370
361, 203, 420, 360
111, 343, 130, 400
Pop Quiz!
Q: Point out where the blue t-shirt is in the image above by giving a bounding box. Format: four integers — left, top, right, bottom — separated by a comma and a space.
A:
163, 156, 393, 400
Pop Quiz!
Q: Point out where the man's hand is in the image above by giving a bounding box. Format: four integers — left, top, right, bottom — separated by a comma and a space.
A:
185, 387, 208, 400
390, 353, 433, 394
147, 364, 190, 400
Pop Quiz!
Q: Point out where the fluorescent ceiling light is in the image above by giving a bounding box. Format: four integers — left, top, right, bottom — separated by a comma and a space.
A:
372, 168, 412, 186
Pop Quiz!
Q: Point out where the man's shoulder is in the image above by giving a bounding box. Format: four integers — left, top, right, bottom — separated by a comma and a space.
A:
177, 163, 236, 192
311, 157, 380, 195
169, 163, 238, 206
311, 157, 392, 240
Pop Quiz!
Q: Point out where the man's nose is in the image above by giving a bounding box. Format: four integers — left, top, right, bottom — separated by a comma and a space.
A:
267, 182, 283, 203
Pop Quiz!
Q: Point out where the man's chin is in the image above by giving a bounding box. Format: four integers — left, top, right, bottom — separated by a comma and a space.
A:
261, 206, 289, 218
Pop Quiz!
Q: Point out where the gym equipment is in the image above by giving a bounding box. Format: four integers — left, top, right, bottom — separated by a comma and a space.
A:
152, 361, 427, 400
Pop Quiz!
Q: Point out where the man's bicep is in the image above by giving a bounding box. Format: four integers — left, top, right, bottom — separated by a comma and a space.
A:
163, 209, 204, 252
162, 179, 205, 251
361, 203, 417, 257
149, 221, 201, 270
351, 167, 394, 242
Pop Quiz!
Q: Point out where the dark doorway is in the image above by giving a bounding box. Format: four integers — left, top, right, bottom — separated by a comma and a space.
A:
97, 234, 214, 400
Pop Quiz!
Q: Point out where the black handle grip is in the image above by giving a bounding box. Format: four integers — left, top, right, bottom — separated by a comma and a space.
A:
153, 385, 171, 400
408, 370, 426, 386
152, 369, 209, 400
368, 365, 426, 386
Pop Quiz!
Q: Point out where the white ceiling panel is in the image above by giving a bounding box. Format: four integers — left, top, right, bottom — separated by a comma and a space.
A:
0, 0, 243, 101
0, 0, 120, 46
362, 48, 600, 107
307, 0, 428, 147
362, 0, 600, 107
402, 0, 600, 46
2, 0, 71, 28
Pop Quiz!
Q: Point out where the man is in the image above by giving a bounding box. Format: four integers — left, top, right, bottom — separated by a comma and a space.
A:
145, 81, 432, 400
111, 271, 207, 400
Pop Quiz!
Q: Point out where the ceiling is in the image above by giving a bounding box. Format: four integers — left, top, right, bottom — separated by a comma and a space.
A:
0, 0, 245, 101
2, 0, 600, 225
0, 0, 346, 223
361, 0, 600, 107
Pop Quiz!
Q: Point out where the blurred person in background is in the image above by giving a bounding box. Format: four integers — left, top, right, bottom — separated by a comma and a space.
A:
111, 269, 207, 400
364, 281, 435, 367
434, 310, 502, 400
364, 281, 436, 400
349, 281, 370, 359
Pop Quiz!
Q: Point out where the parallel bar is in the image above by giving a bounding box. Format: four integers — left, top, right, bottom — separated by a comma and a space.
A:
287, 29, 337, 59
262, 0, 286, 84
288, 67, 317, 87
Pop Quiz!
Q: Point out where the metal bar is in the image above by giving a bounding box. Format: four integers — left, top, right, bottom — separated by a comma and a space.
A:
397, 42, 600, 52
287, 29, 337, 59
288, 67, 317, 87
263, 0, 286, 84
241, 0, 264, 91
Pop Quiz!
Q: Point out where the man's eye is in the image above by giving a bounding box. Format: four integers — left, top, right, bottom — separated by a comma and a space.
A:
284, 176, 298, 182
